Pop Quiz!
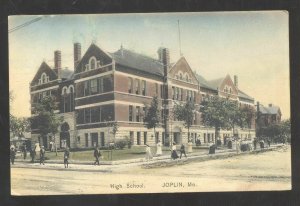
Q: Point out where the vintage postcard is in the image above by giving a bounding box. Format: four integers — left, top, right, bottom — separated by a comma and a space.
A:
9, 11, 291, 195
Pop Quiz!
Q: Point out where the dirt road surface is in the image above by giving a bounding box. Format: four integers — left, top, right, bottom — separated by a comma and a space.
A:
11, 146, 291, 195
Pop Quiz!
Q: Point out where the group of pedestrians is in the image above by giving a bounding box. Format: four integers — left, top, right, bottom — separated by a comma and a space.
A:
144, 140, 187, 161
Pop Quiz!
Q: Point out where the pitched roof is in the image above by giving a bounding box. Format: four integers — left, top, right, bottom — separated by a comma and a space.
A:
110, 49, 164, 76
61, 68, 74, 80
259, 104, 281, 115
195, 73, 216, 90
208, 78, 224, 89
238, 90, 254, 101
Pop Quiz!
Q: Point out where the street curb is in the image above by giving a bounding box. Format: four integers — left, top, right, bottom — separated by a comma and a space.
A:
11, 145, 286, 171
141, 145, 287, 169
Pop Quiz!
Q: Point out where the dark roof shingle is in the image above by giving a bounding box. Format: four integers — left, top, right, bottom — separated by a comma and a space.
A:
110, 49, 164, 76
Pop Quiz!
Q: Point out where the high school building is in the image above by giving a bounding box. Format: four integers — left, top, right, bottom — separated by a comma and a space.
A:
30, 43, 256, 149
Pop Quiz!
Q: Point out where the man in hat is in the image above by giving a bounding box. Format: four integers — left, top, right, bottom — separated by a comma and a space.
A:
40, 146, 46, 165
10, 146, 16, 165
93, 146, 101, 165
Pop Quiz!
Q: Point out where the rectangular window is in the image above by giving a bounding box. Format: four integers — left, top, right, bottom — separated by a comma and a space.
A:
212, 134, 214, 142
129, 105, 133, 122
91, 107, 100, 123
101, 104, 114, 122
85, 133, 88, 147
91, 133, 98, 147
155, 83, 159, 96
143, 132, 147, 145
77, 109, 84, 124
135, 79, 140, 94
137, 132, 141, 145
84, 108, 91, 123
160, 84, 164, 98
98, 77, 103, 93
103, 75, 113, 92
90, 79, 98, 95
143, 107, 146, 118
100, 132, 105, 147
130, 131, 134, 145
142, 80, 146, 96
128, 77, 133, 93
84, 81, 90, 96
136, 106, 140, 122
204, 133, 206, 143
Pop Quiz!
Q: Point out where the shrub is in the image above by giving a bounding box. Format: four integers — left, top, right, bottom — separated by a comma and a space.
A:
115, 139, 127, 149
240, 143, 250, 152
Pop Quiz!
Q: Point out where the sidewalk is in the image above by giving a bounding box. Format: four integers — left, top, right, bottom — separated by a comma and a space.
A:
11, 144, 286, 171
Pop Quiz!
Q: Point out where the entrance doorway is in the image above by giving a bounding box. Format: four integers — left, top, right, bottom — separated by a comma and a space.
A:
91, 133, 98, 147
60, 122, 70, 148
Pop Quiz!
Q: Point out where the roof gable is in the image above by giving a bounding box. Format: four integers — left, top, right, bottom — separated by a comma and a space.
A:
75, 43, 113, 73
31, 62, 57, 86
169, 57, 199, 85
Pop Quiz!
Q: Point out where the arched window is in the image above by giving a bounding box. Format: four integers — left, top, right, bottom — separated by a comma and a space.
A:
179, 73, 183, 80
62, 87, 68, 113
89, 56, 97, 70
185, 74, 189, 82
40, 73, 48, 84
90, 59, 96, 70
69, 86, 74, 111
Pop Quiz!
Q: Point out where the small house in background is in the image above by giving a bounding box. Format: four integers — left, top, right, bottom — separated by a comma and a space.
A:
256, 103, 282, 129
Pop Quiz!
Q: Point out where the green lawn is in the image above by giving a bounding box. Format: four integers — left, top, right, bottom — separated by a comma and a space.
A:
39, 146, 173, 161
16, 146, 208, 162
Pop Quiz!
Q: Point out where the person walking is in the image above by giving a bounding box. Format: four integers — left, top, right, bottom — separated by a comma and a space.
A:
156, 140, 162, 156
253, 138, 257, 150
39, 146, 45, 165
93, 147, 101, 165
180, 143, 187, 159
30, 148, 36, 163
64, 147, 70, 168
171, 142, 179, 160
236, 139, 241, 154
23, 144, 27, 160
145, 144, 153, 161
10, 147, 16, 165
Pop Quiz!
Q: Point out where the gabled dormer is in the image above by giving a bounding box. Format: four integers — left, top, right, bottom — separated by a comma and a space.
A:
209, 74, 238, 99
74, 43, 113, 74
169, 56, 199, 85
30, 62, 58, 87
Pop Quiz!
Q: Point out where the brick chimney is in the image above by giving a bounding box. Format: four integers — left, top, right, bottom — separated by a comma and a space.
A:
74, 43, 81, 69
234, 75, 238, 88
54, 50, 61, 79
269, 103, 273, 107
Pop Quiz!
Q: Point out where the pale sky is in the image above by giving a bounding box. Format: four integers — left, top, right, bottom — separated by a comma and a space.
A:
9, 11, 290, 119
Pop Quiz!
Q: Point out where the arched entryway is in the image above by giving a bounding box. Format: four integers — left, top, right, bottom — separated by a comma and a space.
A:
60, 122, 70, 148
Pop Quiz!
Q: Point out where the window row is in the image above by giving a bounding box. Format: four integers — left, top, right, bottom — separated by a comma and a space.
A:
129, 105, 146, 122
128, 78, 146, 96
76, 105, 114, 124
76, 75, 113, 97
32, 90, 57, 104
61, 93, 74, 113
172, 87, 196, 102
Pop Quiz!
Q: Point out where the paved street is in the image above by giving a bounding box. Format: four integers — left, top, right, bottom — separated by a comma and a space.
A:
11, 146, 291, 195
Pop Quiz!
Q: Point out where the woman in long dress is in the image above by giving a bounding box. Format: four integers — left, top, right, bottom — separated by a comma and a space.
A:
171, 142, 179, 160
156, 140, 162, 156
145, 144, 153, 161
